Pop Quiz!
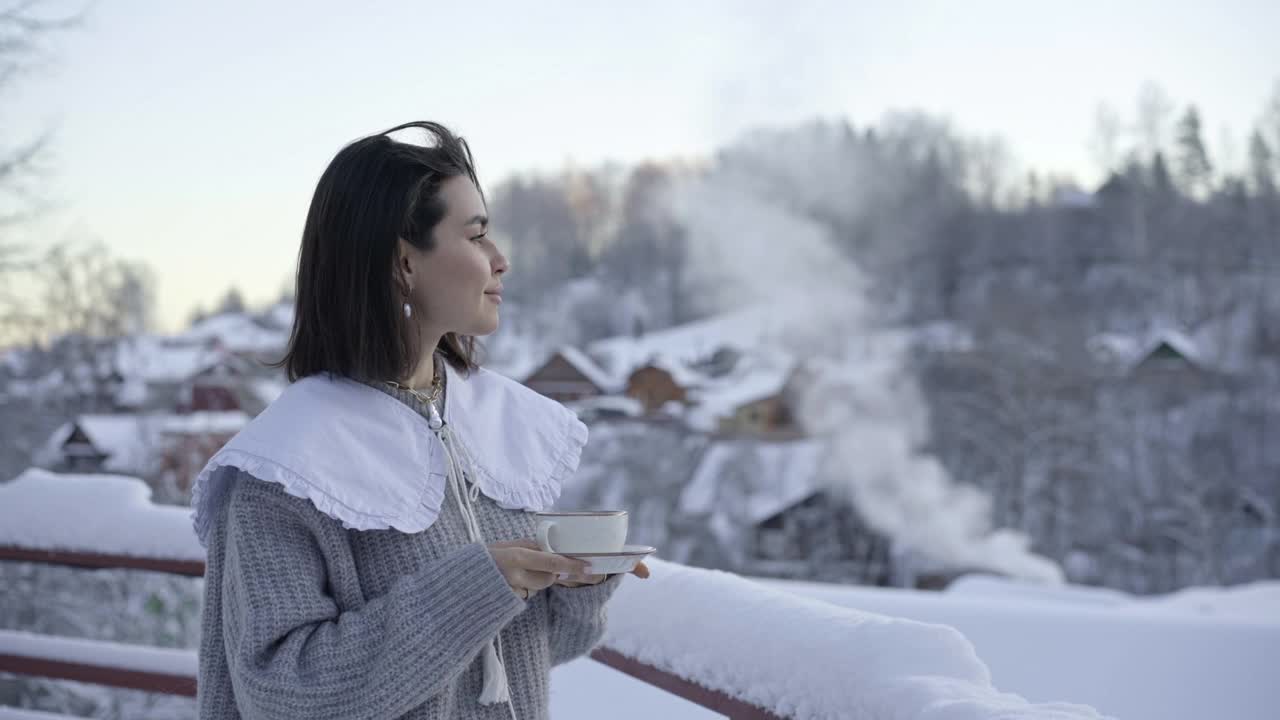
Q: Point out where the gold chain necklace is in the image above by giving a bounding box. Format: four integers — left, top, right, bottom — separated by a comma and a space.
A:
385, 354, 444, 406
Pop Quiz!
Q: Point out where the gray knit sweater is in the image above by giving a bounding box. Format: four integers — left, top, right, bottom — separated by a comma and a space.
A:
196, 379, 624, 719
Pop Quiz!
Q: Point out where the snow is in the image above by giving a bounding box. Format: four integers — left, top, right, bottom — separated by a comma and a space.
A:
552, 654, 721, 718
36, 412, 247, 474
944, 574, 1131, 608
1, 346, 28, 374
114, 375, 150, 408
602, 558, 1108, 719
159, 410, 248, 435
586, 302, 799, 383
0, 469, 205, 561
112, 335, 227, 384
0, 706, 86, 719
756, 574, 1280, 720
555, 345, 623, 393
5, 369, 85, 400
261, 301, 294, 331
2, 470, 1270, 720
947, 574, 1280, 623
1128, 580, 1280, 622
248, 377, 287, 406
1086, 328, 1205, 372
38, 415, 157, 475
178, 313, 287, 354
564, 394, 644, 419
681, 438, 827, 533
1, 466, 1271, 720
684, 358, 795, 432
0, 628, 197, 680
641, 353, 709, 390
1143, 329, 1204, 366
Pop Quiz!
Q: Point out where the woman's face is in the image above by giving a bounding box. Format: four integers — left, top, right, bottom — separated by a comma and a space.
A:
399, 175, 508, 338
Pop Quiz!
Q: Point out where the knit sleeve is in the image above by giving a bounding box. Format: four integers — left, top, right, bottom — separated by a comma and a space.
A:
544, 572, 625, 666
218, 478, 526, 720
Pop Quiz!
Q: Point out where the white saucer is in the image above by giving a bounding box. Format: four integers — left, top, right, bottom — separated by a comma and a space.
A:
557, 544, 656, 575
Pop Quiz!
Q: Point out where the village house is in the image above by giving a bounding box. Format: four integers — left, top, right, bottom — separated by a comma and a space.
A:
521, 346, 620, 402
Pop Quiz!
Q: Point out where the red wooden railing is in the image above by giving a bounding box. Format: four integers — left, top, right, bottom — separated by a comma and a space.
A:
0, 545, 784, 719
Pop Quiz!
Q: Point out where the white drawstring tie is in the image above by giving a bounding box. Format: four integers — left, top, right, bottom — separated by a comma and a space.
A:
429, 402, 519, 719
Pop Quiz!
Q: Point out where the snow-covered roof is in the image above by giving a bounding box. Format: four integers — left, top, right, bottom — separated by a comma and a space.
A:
1140, 329, 1203, 366
587, 302, 797, 385
588, 312, 972, 404
1087, 328, 1206, 372
553, 345, 622, 392
636, 352, 708, 388
39, 411, 247, 473
159, 410, 249, 435
681, 438, 827, 534
261, 301, 294, 331
40, 415, 159, 474
113, 335, 229, 384
179, 312, 288, 355
564, 394, 644, 417
113, 375, 149, 408
0, 468, 204, 560
684, 358, 797, 432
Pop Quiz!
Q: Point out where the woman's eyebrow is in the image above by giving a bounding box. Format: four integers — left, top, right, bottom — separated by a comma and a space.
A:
464, 214, 489, 228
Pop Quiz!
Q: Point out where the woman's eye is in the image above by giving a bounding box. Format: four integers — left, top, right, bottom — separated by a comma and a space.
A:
471, 233, 487, 243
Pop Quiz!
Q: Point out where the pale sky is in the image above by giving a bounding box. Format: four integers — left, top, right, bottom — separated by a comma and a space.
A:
7, 0, 1277, 333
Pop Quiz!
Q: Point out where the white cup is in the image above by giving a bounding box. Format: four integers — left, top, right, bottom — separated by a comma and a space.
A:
534, 510, 628, 554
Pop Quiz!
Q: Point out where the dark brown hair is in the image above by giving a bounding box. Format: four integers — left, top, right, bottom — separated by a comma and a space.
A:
275, 121, 486, 383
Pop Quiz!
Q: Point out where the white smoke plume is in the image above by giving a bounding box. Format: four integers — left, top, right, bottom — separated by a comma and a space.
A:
661, 123, 1063, 583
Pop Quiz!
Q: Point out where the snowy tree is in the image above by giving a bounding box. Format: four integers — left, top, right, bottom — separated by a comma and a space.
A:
1175, 105, 1214, 198
1135, 81, 1175, 158
1248, 130, 1275, 196
213, 286, 246, 316
1089, 102, 1124, 175
0, 0, 86, 347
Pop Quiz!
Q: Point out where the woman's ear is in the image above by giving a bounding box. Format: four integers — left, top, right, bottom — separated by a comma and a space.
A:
397, 238, 416, 285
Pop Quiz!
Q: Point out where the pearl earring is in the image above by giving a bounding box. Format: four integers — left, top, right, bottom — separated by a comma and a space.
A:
403, 302, 412, 319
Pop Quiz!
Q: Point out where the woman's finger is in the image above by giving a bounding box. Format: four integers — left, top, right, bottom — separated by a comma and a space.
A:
515, 547, 590, 575
564, 573, 607, 585
630, 561, 650, 579
517, 568, 562, 591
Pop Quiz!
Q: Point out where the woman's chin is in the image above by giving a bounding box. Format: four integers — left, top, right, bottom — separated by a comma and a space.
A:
467, 316, 500, 336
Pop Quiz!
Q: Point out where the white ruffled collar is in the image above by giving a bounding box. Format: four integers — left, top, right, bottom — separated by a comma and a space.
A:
190, 362, 588, 548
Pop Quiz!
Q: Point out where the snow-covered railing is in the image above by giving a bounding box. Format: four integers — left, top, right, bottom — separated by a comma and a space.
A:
0, 549, 784, 718
1, 470, 1109, 718
0, 469, 207, 565
0, 629, 198, 697
605, 559, 1109, 719
0, 706, 86, 720
0, 470, 785, 718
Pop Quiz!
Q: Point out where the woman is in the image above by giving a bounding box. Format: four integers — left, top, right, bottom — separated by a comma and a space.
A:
190, 121, 649, 720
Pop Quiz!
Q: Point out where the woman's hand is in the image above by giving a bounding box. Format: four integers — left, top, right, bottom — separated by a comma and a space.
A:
555, 560, 650, 588
488, 539, 651, 590
487, 539, 591, 600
